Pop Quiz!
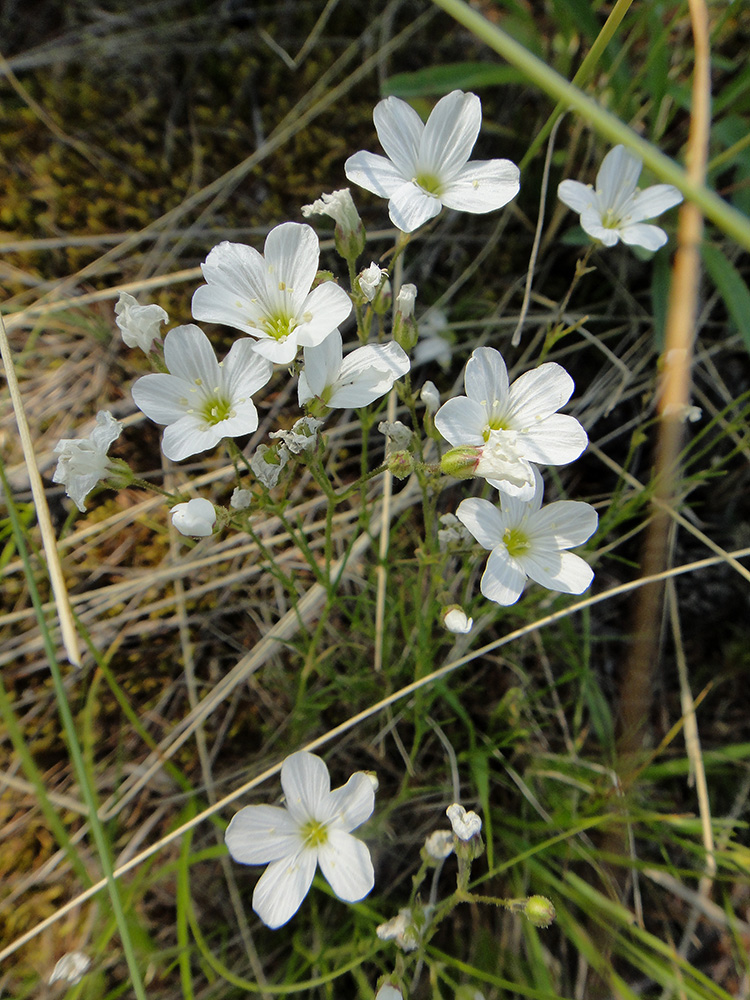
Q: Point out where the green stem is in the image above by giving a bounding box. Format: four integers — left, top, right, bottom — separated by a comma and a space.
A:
0, 460, 149, 1000
431, 0, 750, 249
520, 0, 636, 170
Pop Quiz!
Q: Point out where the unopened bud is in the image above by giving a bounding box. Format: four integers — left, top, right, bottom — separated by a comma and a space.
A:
524, 895, 556, 928
439, 445, 481, 480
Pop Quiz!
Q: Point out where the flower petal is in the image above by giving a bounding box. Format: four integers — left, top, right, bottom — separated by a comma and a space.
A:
252, 849, 317, 928
419, 91, 481, 180
456, 497, 505, 549
344, 151, 408, 199
619, 222, 668, 251
464, 347, 509, 408
480, 547, 527, 605
596, 145, 642, 211
441, 158, 520, 213
326, 772, 375, 832
293, 282, 353, 347
317, 829, 374, 902
521, 546, 594, 595
192, 242, 270, 328
225, 805, 303, 864
373, 96, 423, 178
222, 339, 274, 398
506, 362, 574, 423
329, 342, 410, 407
281, 751, 331, 823
163, 325, 222, 386
531, 500, 598, 548
434, 397, 487, 445
517, 413, 589, 465
161, 414, 221, 461
250, 334, 301, 365
263, 222, 319, 307
557, 179, 596, 213
627, 184, 683, 223
131, 373, 190, 425
300, 329, 343, 403
388, 182, 442, 233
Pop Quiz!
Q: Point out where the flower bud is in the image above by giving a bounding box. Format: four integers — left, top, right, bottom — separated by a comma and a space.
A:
301, 189, 366, 262
439, 445, 481, 480
442, 607, 473, 634
171, 498, 216, 537
523, 895, 556, 928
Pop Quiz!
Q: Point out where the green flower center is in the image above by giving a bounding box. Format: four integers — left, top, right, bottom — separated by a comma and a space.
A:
503, 526, 530, 557
301, 819, 329, 848
263, 313, 296, 341
200, 395, 233, 426
414, 172, 443, 197
601, 208, 622, 230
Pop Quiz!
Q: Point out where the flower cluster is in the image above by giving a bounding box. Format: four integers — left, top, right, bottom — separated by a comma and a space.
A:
46, 86, 643, 950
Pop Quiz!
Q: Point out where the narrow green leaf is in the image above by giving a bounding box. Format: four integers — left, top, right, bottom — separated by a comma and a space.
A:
383, 62, 524, 98
701, 244, 750, 353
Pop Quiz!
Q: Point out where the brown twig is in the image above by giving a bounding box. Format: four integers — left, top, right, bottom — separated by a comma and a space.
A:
616, 0, 711, 769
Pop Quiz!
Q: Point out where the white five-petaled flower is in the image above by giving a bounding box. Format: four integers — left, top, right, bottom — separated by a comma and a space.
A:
53, 410, 123, 512
456, 470, 598, 606
191, 223, 353, 365
345, 90, 520, 233
446, 803, 482, 840
114, 291, 168, 352
435, 347, 588, 500
170, 498, 216, 537
298, 329, 410, 409
225, 750, 375, 929
131, 324, 272, 461
557, 145, 683, 251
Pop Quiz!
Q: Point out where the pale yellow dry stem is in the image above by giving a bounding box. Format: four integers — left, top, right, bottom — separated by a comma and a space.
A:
617, 0, 711, 762
3, 542, 750, 965
373, 253, 404, 673
0, 313, 80, 666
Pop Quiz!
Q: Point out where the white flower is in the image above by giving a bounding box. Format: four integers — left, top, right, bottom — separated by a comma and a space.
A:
424, 829, 455, 859
435, 347, 588, 500
298, 329, 409, 409
170, 498, 216, 537
396, 283, 417, 318
446, 803, 482, 840
131, 324, 272, 462
345, 90, 520, 233
358, 262, 389, 301
420, 380, 440, 414
443, 607, 473, 634
48, 951, 91, 986
301, 188, 362, 235
191, 223, 353, 365
225, 750, 375, 928
456, 471, 598, 606
53, 410, 123, 512
558, 145, 683, 251
114, 291, 168, 352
